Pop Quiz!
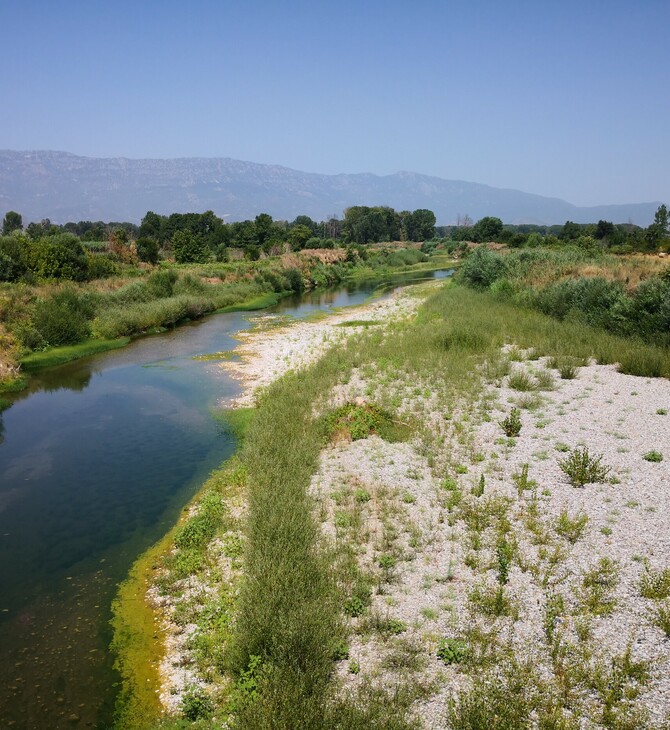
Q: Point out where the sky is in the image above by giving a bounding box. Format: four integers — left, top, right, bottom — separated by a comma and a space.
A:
1, 0, 669, 207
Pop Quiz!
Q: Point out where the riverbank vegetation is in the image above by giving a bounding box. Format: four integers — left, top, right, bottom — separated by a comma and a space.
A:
117, 240, 670, 727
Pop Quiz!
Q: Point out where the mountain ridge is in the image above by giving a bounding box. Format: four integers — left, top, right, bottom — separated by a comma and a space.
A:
0, 150, 661, 226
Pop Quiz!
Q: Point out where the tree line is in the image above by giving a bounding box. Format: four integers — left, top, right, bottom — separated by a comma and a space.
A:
0, 206, 437, 279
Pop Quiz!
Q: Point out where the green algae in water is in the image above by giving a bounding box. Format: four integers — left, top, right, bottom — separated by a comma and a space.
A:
192, 350, 238, 361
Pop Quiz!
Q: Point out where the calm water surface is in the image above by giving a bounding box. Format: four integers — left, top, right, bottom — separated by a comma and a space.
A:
0, 271, 450, 728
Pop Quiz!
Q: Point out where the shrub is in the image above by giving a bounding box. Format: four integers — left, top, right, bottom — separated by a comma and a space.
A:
642, 450, 663, 463
458, 246, 507, 288
32, 289, 94, 346
500, 407, 521, 437
181, 685, 213, 721
554, 508, 589, 543
559, 446, 611, 486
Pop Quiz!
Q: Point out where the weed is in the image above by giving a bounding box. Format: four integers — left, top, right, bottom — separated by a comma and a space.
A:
436, 638, 469, 665
657, 408, 668, 416
642, 450, 663, 462
554, 442, 570, 452
500, 407, 522, 437
354, 488, 371, 503
472, 474, 485, 497
650, 601, 670, 637
559, 447, 611, 486
639, 565, 670, 599
508, 368, 536, 391
578, 557, 619, 616
513, 463, 536, 495
543, 592, 565, 643
554, 508, 589, 543
401, 491, 416, 504
348, 659, 360, 674
468, 583, 518, 619
534, 368, 556, 390
496, 538, 513, 585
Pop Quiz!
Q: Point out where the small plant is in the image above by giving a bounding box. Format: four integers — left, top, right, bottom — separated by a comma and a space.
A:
579, 557, 619, 616
640, 564, 670, 599
543, 592, 565, 643
436, 637, 469, 665
559, 446, 611, 487
455, 463, 468, 474
534, 369, 555, 391
500, 407, 522, 437
402, 491, 416, 504
656, 408, 668, 415
643, 450, 663, 462
512, 463, 536, 496
508, 368, 536, 392
554, 442, 570, 452
650, 601, 670, 637
496, 538, 513, 585
554, 508, 589, 543
354, 488, 372, 503
378, 554, 397, 570
181, 685, 213, 721
472, 474, 485, 497
468, 583, 518, 619
548, 356, 581, 379
331, 639, 350, 660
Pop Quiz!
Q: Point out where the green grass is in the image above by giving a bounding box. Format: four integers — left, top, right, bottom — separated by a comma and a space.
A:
19, 337, 131, 371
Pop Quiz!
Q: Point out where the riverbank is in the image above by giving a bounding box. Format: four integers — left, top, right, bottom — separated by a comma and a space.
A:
0, 251, 453, 392
129, 279, 670, 728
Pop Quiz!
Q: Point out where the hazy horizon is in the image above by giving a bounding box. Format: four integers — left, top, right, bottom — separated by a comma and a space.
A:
2, 0, 668, 207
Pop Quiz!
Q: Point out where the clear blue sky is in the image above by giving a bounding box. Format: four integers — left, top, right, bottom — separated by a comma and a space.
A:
2, 0, 668, 206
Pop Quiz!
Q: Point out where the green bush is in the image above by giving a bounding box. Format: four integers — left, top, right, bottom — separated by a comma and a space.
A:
24, 234, 89, 280
32, 289, 94, 346
458, 247, 507, 288
436, 638, 468, 665
558, 446, 611, 486
499, 407, 521, 437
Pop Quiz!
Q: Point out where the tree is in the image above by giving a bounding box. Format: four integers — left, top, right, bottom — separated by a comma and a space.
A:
561, 221, 581, 241
595, 220, 615, 241
2, 211, 23, 235
136, 237, 159, 264
646, 204, 669, 249
172, 230, 209, 263
288, 224, 313, 251
406, 209, 436, 241
472, 216, 503, 242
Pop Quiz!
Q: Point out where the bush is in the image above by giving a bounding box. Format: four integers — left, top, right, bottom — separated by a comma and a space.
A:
499, 407, 521, 437
24, 234, 89, 280
559, 446, 611, 486
436, 638, 468, 665
32, 289, 94, 346
458, 246, 507, 288
136, 236, 159, 264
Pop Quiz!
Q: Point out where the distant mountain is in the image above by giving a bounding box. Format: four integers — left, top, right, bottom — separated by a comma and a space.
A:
0, 150, 661, 226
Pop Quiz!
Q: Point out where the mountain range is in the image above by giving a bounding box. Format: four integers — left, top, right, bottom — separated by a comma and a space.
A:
0, 150, 661, 227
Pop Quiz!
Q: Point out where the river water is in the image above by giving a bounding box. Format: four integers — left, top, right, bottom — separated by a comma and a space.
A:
0, 270, 450, 728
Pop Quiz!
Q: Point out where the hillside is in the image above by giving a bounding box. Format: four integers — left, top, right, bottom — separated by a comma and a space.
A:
0, 150, 661, 226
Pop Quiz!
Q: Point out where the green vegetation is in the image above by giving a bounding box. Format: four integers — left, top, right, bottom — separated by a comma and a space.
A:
111, 247, 670, 727
559, 447, 612, 486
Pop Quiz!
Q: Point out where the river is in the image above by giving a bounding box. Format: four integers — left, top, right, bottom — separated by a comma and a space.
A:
0, 270, 450, 728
